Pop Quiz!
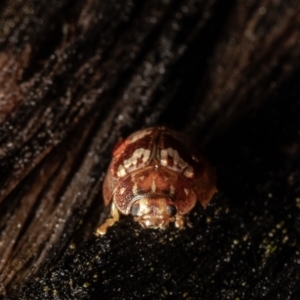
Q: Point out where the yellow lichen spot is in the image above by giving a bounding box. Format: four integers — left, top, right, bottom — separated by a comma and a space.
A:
69, 243, 76, 249
43, 286, 50, 292
206, 217, 212, 224
296, 197, 300, 209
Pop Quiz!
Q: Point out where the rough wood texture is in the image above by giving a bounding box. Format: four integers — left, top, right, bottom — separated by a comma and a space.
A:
0, 0, 300, 299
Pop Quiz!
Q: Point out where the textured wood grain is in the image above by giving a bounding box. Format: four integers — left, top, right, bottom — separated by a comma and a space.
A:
0, 0, 300, 299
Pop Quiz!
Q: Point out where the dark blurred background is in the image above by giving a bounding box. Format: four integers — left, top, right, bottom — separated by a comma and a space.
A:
0, 0, 300, 299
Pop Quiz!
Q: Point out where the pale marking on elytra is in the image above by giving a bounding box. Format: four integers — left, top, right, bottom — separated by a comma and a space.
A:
139, 175, 145, 181
160, 149, 168, 166
167, 148, 185, 169
123, 148, 151, 170
183, 166, 194, 178
161, 148, 194, 178
117, 164, 127, 177
132, 183, 138, 195
151, 179, 156, 192
184, 188, 189, 195
129, 129, 152, 143
170, 185, 175, 195
120, 187, 125, 195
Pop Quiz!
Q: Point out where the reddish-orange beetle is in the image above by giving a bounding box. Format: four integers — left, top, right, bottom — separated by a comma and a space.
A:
96, 126, 217, 235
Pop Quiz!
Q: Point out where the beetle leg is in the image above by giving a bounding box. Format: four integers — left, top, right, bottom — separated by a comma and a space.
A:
174, 214, 184, 229
95, 202, 120, 236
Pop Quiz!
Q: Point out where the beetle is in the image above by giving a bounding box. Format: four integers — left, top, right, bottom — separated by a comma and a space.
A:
96, 126, 217, 235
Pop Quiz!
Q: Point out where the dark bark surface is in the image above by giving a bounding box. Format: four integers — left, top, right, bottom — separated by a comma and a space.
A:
0, 0, 300, 299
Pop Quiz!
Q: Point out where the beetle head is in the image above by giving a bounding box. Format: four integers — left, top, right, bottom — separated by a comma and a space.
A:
130, 196, 177, 229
